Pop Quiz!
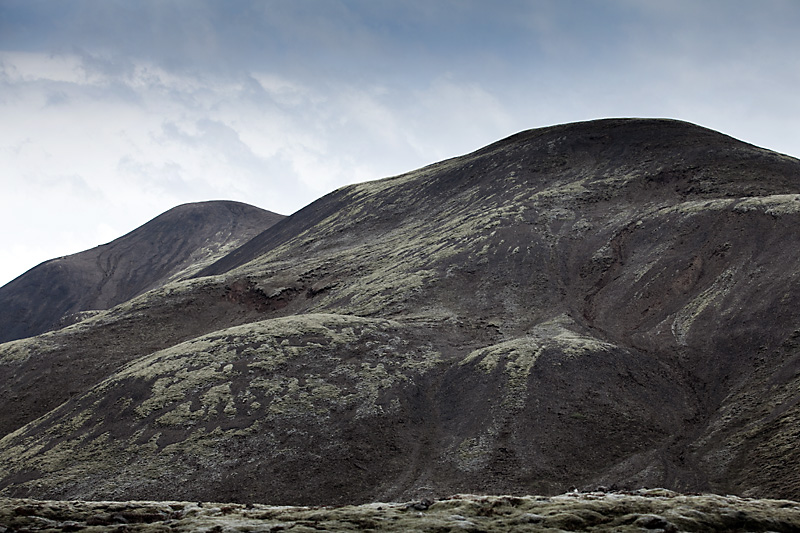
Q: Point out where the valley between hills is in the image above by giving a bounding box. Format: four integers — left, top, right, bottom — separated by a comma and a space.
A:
2, 118, 800, 530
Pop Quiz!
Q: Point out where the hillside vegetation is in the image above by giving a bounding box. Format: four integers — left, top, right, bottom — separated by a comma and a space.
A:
1, 119, 800, 505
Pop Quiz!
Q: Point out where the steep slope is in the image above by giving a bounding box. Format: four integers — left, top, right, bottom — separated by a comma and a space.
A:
1, 119, 800, 505
0, 200, 283, 343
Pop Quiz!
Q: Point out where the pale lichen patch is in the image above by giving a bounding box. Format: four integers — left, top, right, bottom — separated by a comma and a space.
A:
734, 194, 800, 216
0, 312, 448, 497
0, 334, 58, 364
202, 383, 236, 418
155, 401, 203, 427
462, 338, 543, 410
461, 316, 615, 409
671, 266, 738, 346
454, 428, 499, 472
667, 198, 736, 215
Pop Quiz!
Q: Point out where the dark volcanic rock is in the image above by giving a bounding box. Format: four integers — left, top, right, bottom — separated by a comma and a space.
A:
2, 490, 800, 532
1, 118, 800, 505
0, 200, 283, 343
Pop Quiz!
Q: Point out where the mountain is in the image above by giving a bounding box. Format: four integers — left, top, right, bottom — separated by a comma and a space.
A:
1, 118, 800, 506
0, 200, 284, 343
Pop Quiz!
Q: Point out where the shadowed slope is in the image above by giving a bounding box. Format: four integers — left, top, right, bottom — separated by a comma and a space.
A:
2, 119, 800, 504
0, 201, 283, 343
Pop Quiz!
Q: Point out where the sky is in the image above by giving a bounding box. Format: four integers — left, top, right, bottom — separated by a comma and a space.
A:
1, 0, 799, 287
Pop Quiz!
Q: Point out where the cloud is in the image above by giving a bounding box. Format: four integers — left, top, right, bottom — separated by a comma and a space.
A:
1, 1, 800, 286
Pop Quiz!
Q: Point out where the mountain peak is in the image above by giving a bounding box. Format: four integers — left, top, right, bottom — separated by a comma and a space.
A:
201, 117, 798, 277
0, 200, 283, 343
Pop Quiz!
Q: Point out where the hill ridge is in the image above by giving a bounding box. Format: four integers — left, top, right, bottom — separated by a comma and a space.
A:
200, 118, 798, 278
0, 200, 283, 343
1, 118, 800, 504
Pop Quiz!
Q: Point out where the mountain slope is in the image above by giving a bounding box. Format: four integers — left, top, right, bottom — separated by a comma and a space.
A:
1, 119, 800, 504
0, 200, 283, 343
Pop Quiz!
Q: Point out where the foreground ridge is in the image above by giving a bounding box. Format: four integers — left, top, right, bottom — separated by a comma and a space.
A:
2, 490, 800, 532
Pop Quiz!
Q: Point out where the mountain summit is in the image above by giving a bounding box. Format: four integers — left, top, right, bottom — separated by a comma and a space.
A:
1, 118, 800, 505
0, 200, 283, 343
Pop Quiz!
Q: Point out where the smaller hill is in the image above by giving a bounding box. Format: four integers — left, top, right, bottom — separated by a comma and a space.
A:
0, 201, 283, 343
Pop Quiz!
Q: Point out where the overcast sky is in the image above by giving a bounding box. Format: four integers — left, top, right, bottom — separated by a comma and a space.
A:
1, 0, 799, 287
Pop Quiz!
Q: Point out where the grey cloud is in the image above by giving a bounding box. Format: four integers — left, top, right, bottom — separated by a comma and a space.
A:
2, 0, 800, 291
159, 118, 266, 171
44, 90, 69, 106
71, 47, 140, 84
195, 119, 266, 170
117, 156, 205, 199
24, 172, 104, 201
0, 1, 546, 84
